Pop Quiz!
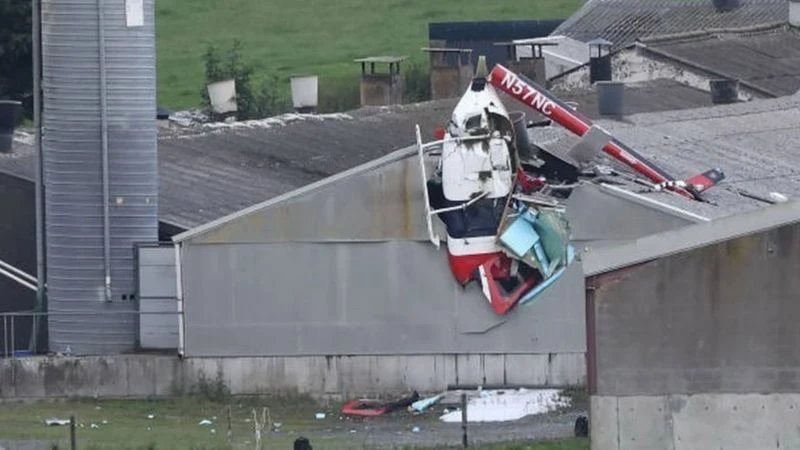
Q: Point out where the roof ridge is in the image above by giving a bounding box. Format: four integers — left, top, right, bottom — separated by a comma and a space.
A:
638, 21, 789, 46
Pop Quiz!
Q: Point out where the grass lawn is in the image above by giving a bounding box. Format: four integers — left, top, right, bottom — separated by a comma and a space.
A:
0, 396, 588, 450
154, 0, 584, 110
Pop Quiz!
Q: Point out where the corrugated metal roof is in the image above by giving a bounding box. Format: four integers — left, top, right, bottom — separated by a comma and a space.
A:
1, 78, 717, 232
531, 90, 800, 219
582, 198, 800, 276
552, 0, 788, 50
0, 101, 457, 230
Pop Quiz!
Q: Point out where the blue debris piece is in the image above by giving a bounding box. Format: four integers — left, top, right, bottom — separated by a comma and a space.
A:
499, 215, 541, 258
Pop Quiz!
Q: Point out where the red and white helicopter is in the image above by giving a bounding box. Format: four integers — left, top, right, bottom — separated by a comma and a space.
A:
416, 57, 724, 316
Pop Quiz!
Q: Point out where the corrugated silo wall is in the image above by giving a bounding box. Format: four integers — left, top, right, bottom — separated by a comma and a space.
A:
41, 0, 158, 354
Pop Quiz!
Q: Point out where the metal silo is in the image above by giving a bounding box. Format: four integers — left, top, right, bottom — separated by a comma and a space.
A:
41, 0, 158, 354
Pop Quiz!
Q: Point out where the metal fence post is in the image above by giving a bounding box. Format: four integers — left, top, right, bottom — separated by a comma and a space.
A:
3, 315, 7, 358
461, 392, 468, 448
10, 315, 14, 357
70, 414, 77, 450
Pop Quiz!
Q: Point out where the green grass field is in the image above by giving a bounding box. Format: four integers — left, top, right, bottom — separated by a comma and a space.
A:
154, 0, 583, 110
0, 396, 589, 450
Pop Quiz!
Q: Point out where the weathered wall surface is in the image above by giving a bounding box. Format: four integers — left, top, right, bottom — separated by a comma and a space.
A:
592, 394, 800, 450
181, 240, 587, 358
589, 221, 800, 449
553, 47, 760, 101
0, 353, 585, 400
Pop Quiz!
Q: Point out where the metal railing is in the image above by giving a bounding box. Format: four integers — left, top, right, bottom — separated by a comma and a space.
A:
0, 309, 182, 359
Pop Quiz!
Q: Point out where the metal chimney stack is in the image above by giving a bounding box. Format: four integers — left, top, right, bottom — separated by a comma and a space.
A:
588, 38, 613, 84
710, 78, 740, 104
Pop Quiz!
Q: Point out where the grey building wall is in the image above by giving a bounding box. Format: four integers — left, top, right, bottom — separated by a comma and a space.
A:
181, 240, 586, 357
0, 352, 585, 400
136, 244, 178, 350
587, 220, 800, 449
175, 147, 705, 390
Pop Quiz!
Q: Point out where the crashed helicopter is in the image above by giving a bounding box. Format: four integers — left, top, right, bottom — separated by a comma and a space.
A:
416, 56, 725, 316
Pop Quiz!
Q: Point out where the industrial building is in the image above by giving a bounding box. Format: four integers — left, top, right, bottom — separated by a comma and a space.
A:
583, 200, 800, 450
1, 0, 800, 420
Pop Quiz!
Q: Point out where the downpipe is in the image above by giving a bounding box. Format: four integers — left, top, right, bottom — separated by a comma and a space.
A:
174, 243, 185, 358
98, 0, 112, 301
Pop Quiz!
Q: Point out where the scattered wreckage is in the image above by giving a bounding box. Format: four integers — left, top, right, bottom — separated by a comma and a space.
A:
416, 57, 725, 316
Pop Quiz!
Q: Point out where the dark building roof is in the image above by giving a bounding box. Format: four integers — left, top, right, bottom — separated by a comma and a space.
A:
0, 102, 457, 230
551, 0, 789, 50
0, 77, 723, 231
638, 23, 800, 97
531, 91, 800, 218
550, 78, 717, 117
428, 19, 564, 69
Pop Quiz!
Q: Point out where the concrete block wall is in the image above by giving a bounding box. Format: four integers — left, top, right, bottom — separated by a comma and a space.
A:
592, 394, 800, 450
0, 352, 585, 401
587, 222, 800, 449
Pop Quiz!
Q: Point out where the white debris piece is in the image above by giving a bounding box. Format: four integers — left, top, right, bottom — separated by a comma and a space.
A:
439, 389, 570, 423
315, 413, 325, 420
44, 418, 70, 426
200, 112, 353, 131
198, 419, 213, 426
147, 414, 155, 419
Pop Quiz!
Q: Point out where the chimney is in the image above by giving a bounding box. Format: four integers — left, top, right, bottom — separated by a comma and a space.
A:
0, 100, 22, 154
290, 75, 319, 114
596, 80, 625, 117
496, 40, 551, 87
588, 38, 613, 84
712, 0, 741, 12
354, 56, 408, 107
791, 0, 800, 27
422, 47, 473, 100
709, 78, 740, 104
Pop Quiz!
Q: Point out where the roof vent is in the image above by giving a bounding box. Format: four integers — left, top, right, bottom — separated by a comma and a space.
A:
712, 0, 741, 12
596, 81, 625, 117
709, 78, 739, 104
290, 75, 319, 114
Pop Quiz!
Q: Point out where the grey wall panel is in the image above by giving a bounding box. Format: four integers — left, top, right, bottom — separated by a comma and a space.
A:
181, 241, 586, 357
591, 222, 800, 396
565, 185, 697, 246
190, 155, 437, 245
137, 246, 178, 350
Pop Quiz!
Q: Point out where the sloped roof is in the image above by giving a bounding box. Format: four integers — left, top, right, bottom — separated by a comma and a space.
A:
638, 23, 800, 97
1, 78, 721, 231
551, 0, 789, 49
550, 78, 716, 116
0, 101, 457, 230
532, 91, 800, 219
582, 198, 800, 276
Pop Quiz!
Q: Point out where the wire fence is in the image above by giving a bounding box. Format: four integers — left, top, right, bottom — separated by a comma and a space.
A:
0, 309, 181, 359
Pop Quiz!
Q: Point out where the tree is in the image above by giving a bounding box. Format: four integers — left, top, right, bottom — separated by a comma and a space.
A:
201, 39, 289, 120
0, 0, 33, 119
